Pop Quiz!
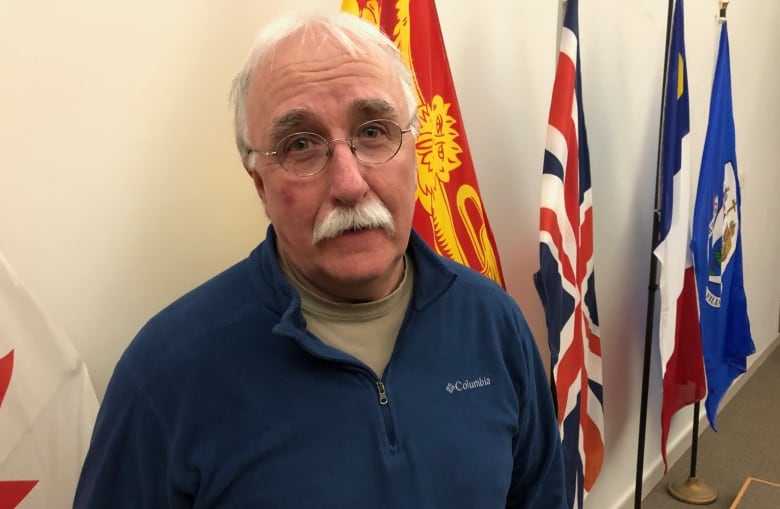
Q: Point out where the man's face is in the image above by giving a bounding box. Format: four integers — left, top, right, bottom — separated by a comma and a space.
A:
244, 32, 417, 302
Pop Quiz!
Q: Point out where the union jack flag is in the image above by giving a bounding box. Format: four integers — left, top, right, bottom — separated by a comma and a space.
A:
533, 1, 604, 507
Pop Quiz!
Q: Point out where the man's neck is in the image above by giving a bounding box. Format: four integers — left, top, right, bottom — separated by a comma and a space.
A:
277, 253, 407, 304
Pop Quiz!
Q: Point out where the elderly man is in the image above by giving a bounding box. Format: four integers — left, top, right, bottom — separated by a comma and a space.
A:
74, 12, 566, 509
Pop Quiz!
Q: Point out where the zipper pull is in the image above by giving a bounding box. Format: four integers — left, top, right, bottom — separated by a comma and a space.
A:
376, 381, 389, 405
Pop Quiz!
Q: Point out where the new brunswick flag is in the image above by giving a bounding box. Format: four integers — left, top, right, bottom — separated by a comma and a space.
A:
341, 0, 505, 286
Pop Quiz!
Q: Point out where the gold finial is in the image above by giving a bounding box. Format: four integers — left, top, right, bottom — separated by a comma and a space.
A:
719, 0, 730, 22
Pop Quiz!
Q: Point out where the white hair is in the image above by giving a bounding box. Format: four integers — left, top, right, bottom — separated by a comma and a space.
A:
312, 200, 395, 244
229, 12, 419, 159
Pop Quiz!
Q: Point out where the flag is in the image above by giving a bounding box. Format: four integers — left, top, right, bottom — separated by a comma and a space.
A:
690, 21, 754, 431
653, 0, 706, 472
0, 252, 99, 508
341, 0, 505, 287
533, 0, 604, 506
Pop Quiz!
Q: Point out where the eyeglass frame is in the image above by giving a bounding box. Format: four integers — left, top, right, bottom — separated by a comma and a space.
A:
245, 118, 413, 177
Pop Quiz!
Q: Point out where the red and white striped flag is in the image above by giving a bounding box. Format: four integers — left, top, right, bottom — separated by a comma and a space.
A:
533, 1, 604, 506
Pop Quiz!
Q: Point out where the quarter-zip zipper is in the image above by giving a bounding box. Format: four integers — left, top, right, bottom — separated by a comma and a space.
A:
374, 379, 397, 449
279, 326, 399, 450
376, 381, 389, 405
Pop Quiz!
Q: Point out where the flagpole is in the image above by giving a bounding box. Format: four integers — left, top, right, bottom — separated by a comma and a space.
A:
634, 231, 659, 509
633, 0, 676, 506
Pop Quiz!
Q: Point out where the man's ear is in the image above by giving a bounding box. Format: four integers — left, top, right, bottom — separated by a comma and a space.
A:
243, 161, 266, 203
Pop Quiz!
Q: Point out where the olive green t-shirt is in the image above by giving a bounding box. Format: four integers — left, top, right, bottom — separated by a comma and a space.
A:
282, 256, 413, 378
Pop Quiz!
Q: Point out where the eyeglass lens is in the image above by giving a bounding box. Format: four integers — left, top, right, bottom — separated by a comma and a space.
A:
275, 119, 405, 176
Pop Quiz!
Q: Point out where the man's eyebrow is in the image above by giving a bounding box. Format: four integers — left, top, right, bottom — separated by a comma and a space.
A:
350, 98, 398, 119
265, 100, 399, 142
267, 109, 310, 141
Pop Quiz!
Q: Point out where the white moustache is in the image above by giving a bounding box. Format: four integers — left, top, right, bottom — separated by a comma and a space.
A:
312, 201, 395, 245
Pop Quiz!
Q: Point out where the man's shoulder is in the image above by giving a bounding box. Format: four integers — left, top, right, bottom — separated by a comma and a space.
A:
427, 252, 513, 309
441, 256, 504, 290
408, 230, 510, 305
151, 257, 260, 332
117, 248, 285, 385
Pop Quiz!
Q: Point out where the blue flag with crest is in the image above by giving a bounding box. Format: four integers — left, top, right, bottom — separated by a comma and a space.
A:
690, 22, 755, 430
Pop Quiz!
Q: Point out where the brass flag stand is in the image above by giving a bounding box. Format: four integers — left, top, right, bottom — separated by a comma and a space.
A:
666, 403, 717, 504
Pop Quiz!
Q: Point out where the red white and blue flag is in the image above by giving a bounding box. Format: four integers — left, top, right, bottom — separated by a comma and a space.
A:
654, 0, 706, 472
690, 20, 754, 431
533, 0, 604, 506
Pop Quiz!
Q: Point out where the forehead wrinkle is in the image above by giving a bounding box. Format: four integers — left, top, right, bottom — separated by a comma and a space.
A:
267, 98, 398, 141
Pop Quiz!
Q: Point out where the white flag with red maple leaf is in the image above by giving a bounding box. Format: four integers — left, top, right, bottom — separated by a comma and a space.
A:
0, 252, 98, 509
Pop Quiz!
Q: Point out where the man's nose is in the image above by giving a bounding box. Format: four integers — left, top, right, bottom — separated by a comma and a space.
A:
327, 140, 369, 206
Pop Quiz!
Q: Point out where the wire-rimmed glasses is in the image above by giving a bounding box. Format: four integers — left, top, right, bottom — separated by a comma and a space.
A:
252, 119, 412, 177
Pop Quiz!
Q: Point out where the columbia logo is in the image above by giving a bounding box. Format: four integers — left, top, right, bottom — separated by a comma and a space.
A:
445, 377, 492, 394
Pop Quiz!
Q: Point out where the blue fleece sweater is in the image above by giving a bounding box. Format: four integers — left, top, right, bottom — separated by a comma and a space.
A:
75, 226, 566, 508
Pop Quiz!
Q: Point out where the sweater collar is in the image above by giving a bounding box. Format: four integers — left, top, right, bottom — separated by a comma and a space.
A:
248, 224, 457, 318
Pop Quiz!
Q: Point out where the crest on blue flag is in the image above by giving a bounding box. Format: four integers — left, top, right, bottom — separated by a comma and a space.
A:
703, 161, 739, 309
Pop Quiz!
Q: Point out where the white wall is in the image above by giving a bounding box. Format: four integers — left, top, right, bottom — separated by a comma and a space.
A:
2, 1, 778, 508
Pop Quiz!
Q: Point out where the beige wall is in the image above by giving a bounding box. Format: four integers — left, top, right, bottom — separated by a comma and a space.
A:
2, 1, 778, 508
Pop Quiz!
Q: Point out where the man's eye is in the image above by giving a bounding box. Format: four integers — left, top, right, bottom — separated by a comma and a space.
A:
289, 138, 311, 152
280, 134, 322, 154
356, 122, 389, 140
